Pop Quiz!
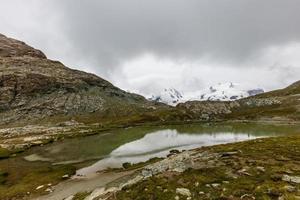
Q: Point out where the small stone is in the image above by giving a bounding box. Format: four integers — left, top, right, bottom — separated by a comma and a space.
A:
194, 182, 199, 187
211, 183, 220, 188
176, 188, 191, 197
199, 191, 205, 195
36, 185, 44, 190
187, 197, 191, 200
222, 181, 229, 184
45, 188, 53, 193
256, 166, 265, 172
282, 174, 300, 184
238, 169, 252, 176
175, 195, 180, 200
62, 174, 69, 179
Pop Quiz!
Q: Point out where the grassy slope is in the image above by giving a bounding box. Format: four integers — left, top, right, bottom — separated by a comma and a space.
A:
116, 136, 300, 200
0, 160, 75, 200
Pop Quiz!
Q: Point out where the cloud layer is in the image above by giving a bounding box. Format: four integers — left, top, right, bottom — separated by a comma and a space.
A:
55, 1, 300, 64
0, 0, 300, 95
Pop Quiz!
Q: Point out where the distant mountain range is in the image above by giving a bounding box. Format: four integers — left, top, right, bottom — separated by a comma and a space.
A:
149, 82, 264, 106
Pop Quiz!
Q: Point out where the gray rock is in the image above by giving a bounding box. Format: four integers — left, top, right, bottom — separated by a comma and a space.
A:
256, 166, 265, 172
211, 183, 220, 188
176, 188, 191, 197
282, 175, 300, 184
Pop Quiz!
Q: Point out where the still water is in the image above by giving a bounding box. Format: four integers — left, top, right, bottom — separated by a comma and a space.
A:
23, 122, 300, 177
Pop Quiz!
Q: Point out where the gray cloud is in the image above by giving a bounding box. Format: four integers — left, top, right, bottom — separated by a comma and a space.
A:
0, 0, 300, 95
51, 0, 300, 68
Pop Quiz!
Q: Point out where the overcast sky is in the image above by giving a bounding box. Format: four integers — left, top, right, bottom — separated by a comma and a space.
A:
1, 0, 300, 96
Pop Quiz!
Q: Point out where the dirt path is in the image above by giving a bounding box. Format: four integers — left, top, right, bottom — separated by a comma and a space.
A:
34, 170, 135, 200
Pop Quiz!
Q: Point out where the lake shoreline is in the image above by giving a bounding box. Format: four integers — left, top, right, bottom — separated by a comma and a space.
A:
0, 122, 299, 199
1, 119, 299, 158
73, 135, 300, 200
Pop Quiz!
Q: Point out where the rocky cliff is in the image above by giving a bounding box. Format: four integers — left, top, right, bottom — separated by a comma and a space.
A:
0, 34, 162, 125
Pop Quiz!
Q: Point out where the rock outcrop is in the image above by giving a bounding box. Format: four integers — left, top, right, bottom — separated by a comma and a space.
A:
0, 34, 46, 58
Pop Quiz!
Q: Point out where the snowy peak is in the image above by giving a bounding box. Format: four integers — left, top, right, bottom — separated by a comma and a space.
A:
194, 82, 245, 101
192, 82, 264, 101
148, 83, 264, 106
149, 88, 183, 106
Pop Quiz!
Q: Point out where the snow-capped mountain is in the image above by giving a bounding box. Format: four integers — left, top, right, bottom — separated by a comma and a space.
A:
149, 83, 264, 106
190, 82, 264, 101
149, 88, 184, 106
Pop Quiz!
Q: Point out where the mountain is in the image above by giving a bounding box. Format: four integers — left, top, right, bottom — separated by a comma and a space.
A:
0, 33, 164, 125
149, 88, 183, 106
0, 33, 298, 127
190, 82, 264, 101
176, 81, 300, 121
149, 83, 264, 106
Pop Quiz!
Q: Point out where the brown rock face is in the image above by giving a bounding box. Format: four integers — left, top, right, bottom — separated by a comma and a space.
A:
0, 34, 46, 58
0, 34, 161, 125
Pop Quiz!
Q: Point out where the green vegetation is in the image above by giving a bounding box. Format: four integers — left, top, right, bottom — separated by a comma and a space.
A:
122, 157, 163, 170
0, 161, 76, 200
0, 171, 8, 184
116, 136, 300, 200
0, 148, 11, 159
73, 191, 92, 200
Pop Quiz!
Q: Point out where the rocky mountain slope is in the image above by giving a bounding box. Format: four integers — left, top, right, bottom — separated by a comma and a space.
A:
0, 34, 164, 125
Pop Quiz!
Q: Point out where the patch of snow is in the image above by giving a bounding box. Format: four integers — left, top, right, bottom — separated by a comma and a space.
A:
148, 88, 184, 106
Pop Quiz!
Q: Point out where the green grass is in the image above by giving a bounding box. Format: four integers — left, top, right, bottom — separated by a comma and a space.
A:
0, 163, 76, 200
0, 148, 11, 159
73, 191, 92, 200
